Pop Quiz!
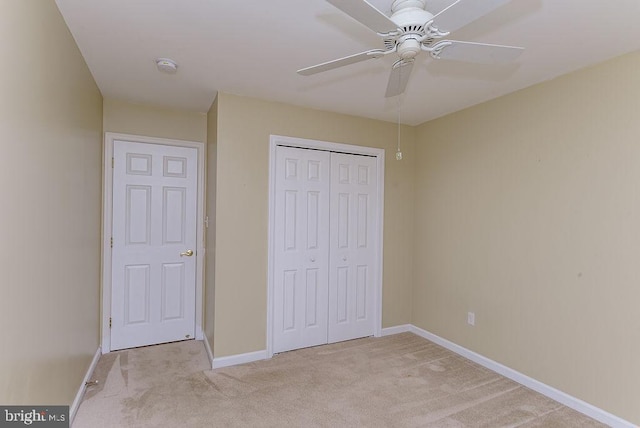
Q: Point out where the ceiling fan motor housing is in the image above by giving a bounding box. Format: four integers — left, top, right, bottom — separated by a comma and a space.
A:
390, 0, 434, 60
396, 37, 421, 59
391, 0, 426, 13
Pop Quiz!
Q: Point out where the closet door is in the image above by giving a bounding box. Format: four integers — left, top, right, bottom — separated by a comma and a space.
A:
328, 153, 378, 343
273, 146, 330, 353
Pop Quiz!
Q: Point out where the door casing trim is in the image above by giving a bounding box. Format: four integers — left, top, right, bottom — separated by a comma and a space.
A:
266, 135, 385, 358
101, 132, 206, 353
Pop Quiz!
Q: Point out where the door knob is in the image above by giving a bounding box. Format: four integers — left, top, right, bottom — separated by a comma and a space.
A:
310, 257, 316, 262
180, 249, 194, 257
342, 256, 347, 262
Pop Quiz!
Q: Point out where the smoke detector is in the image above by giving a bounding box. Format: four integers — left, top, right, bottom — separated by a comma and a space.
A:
155, 58, 178, 74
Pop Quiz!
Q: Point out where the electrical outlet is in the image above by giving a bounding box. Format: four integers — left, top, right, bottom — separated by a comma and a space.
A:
467, 312, 475, 326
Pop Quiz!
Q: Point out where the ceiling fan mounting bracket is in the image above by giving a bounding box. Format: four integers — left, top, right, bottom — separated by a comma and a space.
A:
367, 48, 396, 59
376, 29, 401, 38
424, 41, 453, 59
392, 58, 414, 69
424, 22, 449, 39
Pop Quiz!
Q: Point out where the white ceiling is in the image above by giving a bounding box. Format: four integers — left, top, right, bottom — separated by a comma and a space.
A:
55, 0, 640, 126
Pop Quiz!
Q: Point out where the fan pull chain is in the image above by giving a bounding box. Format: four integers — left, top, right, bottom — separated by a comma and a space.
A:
395, 59, 403, 161
396, 91, 403, 161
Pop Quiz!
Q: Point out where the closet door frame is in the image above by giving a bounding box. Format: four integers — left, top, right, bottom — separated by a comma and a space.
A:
267, 135, 385, 358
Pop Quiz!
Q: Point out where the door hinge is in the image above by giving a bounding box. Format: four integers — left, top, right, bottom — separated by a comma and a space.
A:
112, 157, 114, 168
109, 317, 112, 329
110, 237, 113, 248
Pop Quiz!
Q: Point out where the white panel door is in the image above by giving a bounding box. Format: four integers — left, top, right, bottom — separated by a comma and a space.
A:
273, 146, 330, 353
111, 140, 198, 350
328, 153, 378, 343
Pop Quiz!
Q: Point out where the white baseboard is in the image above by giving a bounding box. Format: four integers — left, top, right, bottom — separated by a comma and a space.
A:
212, 350, 268, 369
381, 324, 412, 336
209, 323, 406, 368
70, 347, 101, 425
213, 328, 414, 368
406, 325, 635, 428
202, 335, 214, 370
202, 324, 635, 427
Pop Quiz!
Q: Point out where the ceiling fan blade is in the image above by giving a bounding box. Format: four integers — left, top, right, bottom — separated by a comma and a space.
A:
431, 40, 523, 64
326, 0, 399, 34
431, 0, 513, 33
385, 60, 414, 98
298, 49, 385, 76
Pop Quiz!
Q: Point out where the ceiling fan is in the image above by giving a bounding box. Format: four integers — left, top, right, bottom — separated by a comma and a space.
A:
298, 0, 524, 97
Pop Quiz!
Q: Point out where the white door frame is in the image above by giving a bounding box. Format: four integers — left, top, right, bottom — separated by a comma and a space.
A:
266, 134, 385, 358
101, 132, 206, 353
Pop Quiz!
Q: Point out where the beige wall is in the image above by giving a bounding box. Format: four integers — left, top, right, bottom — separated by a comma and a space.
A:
413, 51, 640, 424
205, 96, 218, 349
103, 98, 207, 143
213, 93, 415, 357
0, 0, 103, 405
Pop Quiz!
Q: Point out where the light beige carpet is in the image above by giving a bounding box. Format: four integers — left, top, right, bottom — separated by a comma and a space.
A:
73, 333, 605, 427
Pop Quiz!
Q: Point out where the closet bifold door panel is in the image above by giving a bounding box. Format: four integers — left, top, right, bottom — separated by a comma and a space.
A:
273, 145, 378, 353
328, 153, 377, 343
273, 146, 331, 353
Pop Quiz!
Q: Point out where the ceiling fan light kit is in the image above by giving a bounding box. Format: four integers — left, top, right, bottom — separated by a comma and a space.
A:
298, 0, 524, 98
